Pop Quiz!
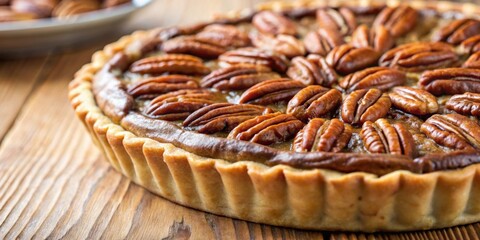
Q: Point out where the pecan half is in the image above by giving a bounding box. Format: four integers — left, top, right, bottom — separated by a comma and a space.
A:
287, 56, 337, 86
316, 7, 356, 36
144, 89, 221, 120
0, 7, 37, 21
432, 19, 480, 45
351, 24, 394, 53
252, 10, 297, 35
460, 34, 480, 54
445, 92, 480, 117
339, 67, 406, 92
341, 88, 391, 125
127, 75, 199, 98
239, 78, 306, 105
372, 5, 418, 37
419, 68, 480, 95
293, 118, 352, 152
183, 103, 272, 134
287, 86, 342, 121
228, 112, 304, 145
195, 24, 250, 48
130, 54, 210, 75
303, 28, 344, 56
379, 42, 458, 72
421, 114, 480, 151
251, 34, 305, 58
360, 119, 415, 157
219, 47, 289, 73
463, 52, 480, 69
162, 36, 226, 59
52, 0, 99, 18
11, 0, 57, 18
326, 44, 380, 75
390, 86, 438, 115
201, 66, 279, 90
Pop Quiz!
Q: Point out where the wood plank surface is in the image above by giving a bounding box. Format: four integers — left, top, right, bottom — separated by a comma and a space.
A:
0, 1, 479, 239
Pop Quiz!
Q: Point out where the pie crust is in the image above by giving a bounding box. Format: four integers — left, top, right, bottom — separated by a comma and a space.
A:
69, 0, 480, 231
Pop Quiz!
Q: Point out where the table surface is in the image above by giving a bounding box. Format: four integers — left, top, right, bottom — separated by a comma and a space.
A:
1, 1, 480, 239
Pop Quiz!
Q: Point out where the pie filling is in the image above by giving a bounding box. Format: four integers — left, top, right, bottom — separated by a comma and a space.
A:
93, 3, 480, 175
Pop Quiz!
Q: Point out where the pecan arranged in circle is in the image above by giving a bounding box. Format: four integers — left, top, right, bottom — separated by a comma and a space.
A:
316, 7, 356, 36
421, 113, 480, 151
183, 103, 272, 134
201, 66, 279, 90
127, 75, 199, 98
252, 11, 297, 35
195, 24, 250, 48
144, 89, 221, 120
372, 5, 418, 37
162, 36, 226, 59
432, 19, 480, 45
341, 88, 391, 125
419, 68, 480, 95
326, 44, 380, 75
286, 56, 337, 87
460, 34, 480, 54
390, 86, 438, 115
379, 42, 458, 72
293, 118, 352, 152
251, 34, 305, 58
339, 67, 406, 92
228, 112, 304, 145
287, 86, 342, 121
130, 54, 210, 75
219, 47, 289, 73
445, 92, 480, 117
463, 52, 480, 69
360, 119, 415, 157
239, 78, 306, 105
351, 24, 394, 53
303, 28, 344, 56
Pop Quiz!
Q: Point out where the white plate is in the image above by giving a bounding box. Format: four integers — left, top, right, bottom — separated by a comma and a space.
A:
0, 0, 152, 57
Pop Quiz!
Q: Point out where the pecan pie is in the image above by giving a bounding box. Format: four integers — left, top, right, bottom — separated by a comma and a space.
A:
69, 0, 480, 232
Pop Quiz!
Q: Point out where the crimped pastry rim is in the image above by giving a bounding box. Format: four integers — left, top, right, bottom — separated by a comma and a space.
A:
68, 0, 480, 231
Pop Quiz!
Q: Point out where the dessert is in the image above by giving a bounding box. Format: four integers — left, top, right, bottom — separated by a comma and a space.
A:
69, 0, 480, 231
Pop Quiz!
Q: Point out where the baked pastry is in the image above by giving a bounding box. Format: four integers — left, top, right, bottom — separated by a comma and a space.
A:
69, 0, 480, 232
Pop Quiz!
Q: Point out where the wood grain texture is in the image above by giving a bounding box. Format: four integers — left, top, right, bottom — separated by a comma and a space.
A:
0, 0, 479, 239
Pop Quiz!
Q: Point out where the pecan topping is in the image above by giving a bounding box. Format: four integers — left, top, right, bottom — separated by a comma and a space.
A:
341, 88, 391, 125
293, 118, 352, 152
360, 119, 415, 157
201, 66, 279, 90
379, 42, 458, 72
432, 19, 480, 45
287, 56, 337, 87
326, 44, 380, 75
144, 89, 220, 120
52, 0, 99, 18
445, 92, 480, 117
372, 5, 418, 37
228, 112, 304, 145
130, 54, 210, 75
463, 52, 480, 69
195, 24, 250, 48
162, 36, 226, 59
339, 67, 406, 92
421, 114, 480, 151
390, 86, 438, 115
287, 86, 342, 121
252, 11, 297, 35
251, 34, 305, 58
303, 28, 344, 56
316, 7, 356, 36
239, 78, 306, 105
127, 75, 199, 98
219, 47, 289, 73
460, 34, 480, 54
351, 24, 394, 53
419, 68, 480, 95
0, 7, 36, 21
183, 103, 272, 134
11, 0, 56, 18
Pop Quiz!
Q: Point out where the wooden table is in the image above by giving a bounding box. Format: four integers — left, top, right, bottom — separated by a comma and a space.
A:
1, 1, 480, 239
